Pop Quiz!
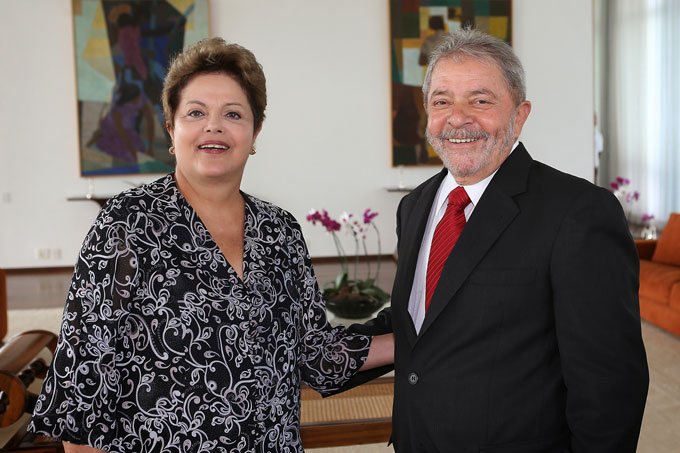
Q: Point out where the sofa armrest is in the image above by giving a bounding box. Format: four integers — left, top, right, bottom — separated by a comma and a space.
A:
635, 239, 657, 260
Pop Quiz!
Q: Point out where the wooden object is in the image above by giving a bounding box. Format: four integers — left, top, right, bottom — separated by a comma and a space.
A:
0, 330, 60, 452
0, 268, 7, 342
300, 376, 393, 448
0, 331, 57, 428
0, 331, 57, 376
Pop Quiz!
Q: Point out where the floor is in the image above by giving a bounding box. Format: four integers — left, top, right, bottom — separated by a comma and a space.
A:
3, 261, 679, 452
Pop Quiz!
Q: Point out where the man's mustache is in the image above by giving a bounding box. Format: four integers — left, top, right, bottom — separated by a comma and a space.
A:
437, 128, 490, 141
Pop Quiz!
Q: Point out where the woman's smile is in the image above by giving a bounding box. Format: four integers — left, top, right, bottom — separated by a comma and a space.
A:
197, 141, 230, 154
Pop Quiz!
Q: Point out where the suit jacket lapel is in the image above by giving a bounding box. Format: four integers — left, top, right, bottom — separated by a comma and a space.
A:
393, 169, 447, 347
417, 144, 533, 340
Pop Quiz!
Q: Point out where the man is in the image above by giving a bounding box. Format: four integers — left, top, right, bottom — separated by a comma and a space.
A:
346, 29, 649, 452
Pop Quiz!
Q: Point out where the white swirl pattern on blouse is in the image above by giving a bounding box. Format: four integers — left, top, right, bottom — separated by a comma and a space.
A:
29, 174, 371, 452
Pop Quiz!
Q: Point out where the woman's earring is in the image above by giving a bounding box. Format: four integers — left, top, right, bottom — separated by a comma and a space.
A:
169, 146, 175, 155
250, 146, 257, 155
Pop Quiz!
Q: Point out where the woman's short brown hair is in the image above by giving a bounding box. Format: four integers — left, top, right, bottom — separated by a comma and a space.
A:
162, 37, 267, 132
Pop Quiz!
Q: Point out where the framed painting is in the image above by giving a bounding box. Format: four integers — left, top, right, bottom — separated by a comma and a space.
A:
72, 0, 209, 176
390, 0, 512, 166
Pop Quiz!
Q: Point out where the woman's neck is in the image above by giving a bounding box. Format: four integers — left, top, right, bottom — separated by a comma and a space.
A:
174, 169, 243, 209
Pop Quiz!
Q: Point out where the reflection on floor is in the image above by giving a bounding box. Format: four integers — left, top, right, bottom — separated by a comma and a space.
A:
4, 261, 679, 452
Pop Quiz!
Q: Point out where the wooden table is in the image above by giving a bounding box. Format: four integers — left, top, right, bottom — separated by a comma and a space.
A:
300, 376, 393, 448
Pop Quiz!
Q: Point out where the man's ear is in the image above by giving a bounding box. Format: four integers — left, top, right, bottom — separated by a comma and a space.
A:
514, 100, 532, 135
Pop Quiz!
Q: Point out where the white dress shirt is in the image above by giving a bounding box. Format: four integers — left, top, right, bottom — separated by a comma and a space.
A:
407, 142, 519, 332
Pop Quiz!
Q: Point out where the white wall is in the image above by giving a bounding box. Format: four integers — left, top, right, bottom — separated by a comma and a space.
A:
514, 0, 596, 179
0, 0, 594, 269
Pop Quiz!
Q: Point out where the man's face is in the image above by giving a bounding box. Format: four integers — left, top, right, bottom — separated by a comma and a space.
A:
425, 56, 531, 185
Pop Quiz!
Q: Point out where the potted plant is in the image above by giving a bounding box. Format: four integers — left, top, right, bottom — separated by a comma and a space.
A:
609, 176, 655, 239
306, 208, 390, 319
609, 176, 640, 222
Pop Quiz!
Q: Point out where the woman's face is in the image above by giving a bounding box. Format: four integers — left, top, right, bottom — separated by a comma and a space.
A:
168, 72, 258, 185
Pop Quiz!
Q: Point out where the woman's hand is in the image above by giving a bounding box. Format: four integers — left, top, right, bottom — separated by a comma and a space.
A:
360, 333, 394, 370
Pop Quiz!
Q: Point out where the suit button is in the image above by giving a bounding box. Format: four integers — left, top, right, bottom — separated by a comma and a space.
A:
408, 372, 419, 385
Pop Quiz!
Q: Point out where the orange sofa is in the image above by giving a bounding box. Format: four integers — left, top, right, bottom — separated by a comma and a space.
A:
636, 213, 680, 337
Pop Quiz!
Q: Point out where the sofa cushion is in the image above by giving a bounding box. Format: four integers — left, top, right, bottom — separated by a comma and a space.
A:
652, 213, 680, 266
639, 259, 680, 305
639, 298, 680, 337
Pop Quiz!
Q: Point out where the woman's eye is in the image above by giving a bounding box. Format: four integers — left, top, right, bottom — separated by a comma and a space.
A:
226, 111, 242, 119
187, 110, 204, 118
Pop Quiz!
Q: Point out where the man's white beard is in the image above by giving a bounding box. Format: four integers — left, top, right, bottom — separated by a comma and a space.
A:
426, 113, 517, 179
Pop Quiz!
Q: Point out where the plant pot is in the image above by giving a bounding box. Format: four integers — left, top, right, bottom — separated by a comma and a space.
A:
325, 296, 386, 319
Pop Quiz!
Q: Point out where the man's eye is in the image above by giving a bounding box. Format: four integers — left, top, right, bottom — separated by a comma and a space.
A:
226, 111, 242, 119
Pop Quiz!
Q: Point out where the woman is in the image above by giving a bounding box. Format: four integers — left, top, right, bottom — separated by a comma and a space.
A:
29, 37, 393, 452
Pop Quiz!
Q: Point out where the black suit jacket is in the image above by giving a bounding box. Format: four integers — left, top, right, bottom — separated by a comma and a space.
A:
345, 144, 649, 452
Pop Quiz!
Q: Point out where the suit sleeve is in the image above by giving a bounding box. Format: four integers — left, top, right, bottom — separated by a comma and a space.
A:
550, 187, 649, 452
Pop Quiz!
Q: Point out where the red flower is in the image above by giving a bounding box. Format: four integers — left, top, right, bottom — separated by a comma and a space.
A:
363, 208, 379, 224
307, 209, 341, 232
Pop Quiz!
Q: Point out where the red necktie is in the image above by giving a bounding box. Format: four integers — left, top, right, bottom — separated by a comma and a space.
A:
425, 186, 470, 310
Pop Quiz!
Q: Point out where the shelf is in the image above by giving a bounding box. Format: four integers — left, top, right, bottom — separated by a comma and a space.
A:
66, 196, 111, 208
385, 187, 414, 193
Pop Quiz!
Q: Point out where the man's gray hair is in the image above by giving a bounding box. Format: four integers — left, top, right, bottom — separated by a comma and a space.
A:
421, 28, 526, 106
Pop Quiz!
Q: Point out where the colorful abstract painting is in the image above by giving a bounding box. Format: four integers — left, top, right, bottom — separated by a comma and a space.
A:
390, 0, 512, 166
72, 0, 209, 176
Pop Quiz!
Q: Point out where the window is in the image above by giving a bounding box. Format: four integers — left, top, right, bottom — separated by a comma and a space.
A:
596, 0, 680, 225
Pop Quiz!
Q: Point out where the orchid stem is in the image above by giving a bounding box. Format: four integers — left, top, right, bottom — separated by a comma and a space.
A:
332, 232, 348, 275
353, 237, 359, 282
362, 240, 371, 280
372, 223, 382, 282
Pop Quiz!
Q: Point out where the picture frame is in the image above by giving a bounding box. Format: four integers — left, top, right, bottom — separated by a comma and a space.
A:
72, 0, 209, 176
